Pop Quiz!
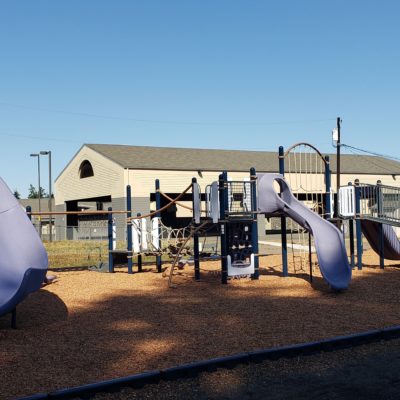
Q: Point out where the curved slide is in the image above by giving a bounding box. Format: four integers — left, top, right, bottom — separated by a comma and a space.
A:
0, 177, 48, 321
361, 220, 400, 260
257, 174, 352, 290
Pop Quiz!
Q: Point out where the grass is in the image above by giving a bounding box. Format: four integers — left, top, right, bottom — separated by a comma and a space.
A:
43, 240, 175, 269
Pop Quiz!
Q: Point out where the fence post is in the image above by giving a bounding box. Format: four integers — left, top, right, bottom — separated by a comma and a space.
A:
219, 172, 228, 284
108, 207, 114, 273
377, 180, 385, 269
126, 185, 133, 274
250, 167, 259, 280
155, 179, 162, 273
279, 146, 288, 277
354, 179, 363, 270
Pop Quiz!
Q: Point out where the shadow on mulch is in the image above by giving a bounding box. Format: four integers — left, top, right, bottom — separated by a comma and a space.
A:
0, 290, 68, 330
1, 263, 400, 398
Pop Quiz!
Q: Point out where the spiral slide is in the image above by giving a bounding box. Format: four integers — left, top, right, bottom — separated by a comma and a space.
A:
0, 177, 48, 325
257, 174, 352, 290
361, 220, 400, 260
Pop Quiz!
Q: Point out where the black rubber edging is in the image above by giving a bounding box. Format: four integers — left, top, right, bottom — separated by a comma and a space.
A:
18, 325, 400, 400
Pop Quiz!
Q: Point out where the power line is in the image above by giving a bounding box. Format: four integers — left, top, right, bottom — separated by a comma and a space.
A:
0, 131, 82, 143
341, 143, 400, 162
342, 144, 400, 175
0, 100, 336, 126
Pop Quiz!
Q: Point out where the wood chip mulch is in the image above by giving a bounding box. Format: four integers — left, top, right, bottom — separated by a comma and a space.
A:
1, 250, 400, 399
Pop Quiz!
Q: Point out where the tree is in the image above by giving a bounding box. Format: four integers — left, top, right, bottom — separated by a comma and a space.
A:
28, 184, 47, 199
13, 190, 21, 199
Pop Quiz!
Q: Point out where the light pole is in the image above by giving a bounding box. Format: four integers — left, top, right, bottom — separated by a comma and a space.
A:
30, 153, 41, 237
40, 151, 52, 241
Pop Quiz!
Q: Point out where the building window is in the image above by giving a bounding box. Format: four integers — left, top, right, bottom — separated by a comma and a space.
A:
79, 160, 94, 178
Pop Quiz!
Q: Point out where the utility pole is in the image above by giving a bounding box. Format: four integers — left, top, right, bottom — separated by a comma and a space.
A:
336, 117, 341, 197
333, 117, 342, 228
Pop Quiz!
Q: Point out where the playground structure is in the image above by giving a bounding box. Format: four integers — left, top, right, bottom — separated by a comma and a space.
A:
19, 141, 358, 291
101, 170, 260, 286
338, 180, 400, 268
0, 177, 48, 328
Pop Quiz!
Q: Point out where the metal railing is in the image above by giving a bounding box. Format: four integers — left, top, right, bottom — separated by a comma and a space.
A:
339, 182, 400, 227
358, 183, 400, 226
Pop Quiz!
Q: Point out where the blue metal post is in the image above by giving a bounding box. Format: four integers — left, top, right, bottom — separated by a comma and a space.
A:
126, 185, 133, 274
26, 206, 32, 221
220, 172, 228, 284
347, 183, 355, 268
354, 180, 363, 270
108, 207, 114, 273
155, 179, 162, 273
137, 213, 143, 272
324, 155, 331, 219
192, 177, 201, 281
279, 146, 288, 277
377, 181, 385, 269
250, 168, 259, 280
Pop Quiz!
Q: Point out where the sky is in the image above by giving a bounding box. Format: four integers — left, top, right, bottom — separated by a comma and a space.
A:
1, 0, 400, 197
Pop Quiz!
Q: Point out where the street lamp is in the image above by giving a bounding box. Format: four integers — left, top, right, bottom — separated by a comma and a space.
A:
30, 153, 41, 237
40, 151, 52, 242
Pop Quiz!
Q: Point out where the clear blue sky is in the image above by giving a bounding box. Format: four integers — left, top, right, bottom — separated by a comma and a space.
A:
1, 1, 399, 197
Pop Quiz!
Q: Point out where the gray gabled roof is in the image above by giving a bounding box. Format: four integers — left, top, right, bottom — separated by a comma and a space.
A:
85, 143, 400, 176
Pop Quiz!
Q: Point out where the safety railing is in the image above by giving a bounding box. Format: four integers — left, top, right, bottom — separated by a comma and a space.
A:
339, 182, 400, 227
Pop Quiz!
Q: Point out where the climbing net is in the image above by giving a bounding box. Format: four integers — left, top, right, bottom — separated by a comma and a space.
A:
131, 218, 192, 257
284, 142, 329, 273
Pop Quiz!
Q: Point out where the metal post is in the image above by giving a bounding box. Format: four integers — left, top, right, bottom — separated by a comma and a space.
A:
335, 117, 342, 229
354, 180, 363, 270
192, 178, 200, 281
30, 153, 42, 238
219, 172, 228, 284
126, 185, 133, 274
309, 232, 313, 283
26, 206, 32, 221
107, 207, 114, 273
49, 151, 52, 241
279, 146, 288, 277
324, 155, 331, 219
40, 151, 53, 241
348, 183, 355, 268
155, 179, 162, 273
137, 213, 143, 272
250, 168, 259, 280
377, 181, 385, 269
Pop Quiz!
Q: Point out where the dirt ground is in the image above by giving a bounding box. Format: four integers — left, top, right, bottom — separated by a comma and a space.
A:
1, 250, 400, 399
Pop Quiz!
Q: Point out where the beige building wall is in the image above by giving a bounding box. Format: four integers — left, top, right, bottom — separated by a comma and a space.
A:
55, 146, 125, 205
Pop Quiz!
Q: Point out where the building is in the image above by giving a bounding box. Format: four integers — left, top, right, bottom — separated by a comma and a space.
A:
54, 144, 400, 241
19, 198, 55, 241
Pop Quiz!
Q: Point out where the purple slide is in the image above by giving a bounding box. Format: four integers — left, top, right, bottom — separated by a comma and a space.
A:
0, 177, 48, 323
257, 174, 352, 290
361, 220, 400, 260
